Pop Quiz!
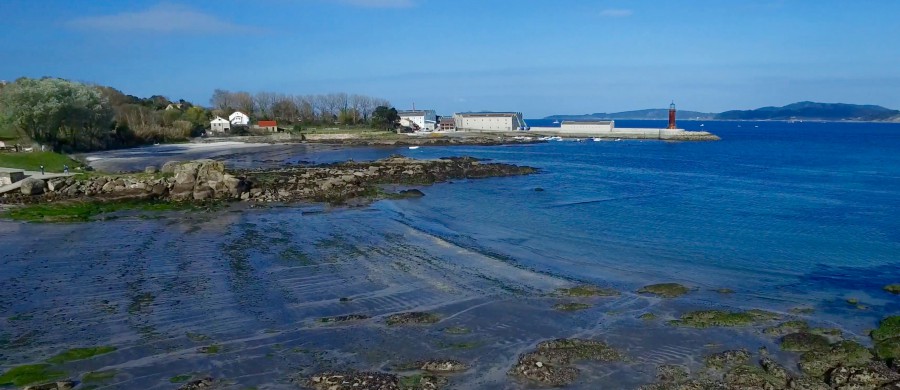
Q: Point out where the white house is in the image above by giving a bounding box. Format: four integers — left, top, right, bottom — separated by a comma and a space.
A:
453, 112, 526, 132
398, 110, 437, 131
229, 111, 250, 127
560, 121, 615, 133
210, 116, 231, 133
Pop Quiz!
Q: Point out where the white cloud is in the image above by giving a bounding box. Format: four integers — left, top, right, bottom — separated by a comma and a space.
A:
332, 0, 416, 8
600, 9, 633, 18
67, 3, 252, 34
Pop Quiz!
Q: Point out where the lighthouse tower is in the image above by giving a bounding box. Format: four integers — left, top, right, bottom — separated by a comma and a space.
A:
667, 101, 677, 129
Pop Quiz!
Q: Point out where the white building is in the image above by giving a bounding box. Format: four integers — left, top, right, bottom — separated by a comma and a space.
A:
210, 116, 231, 133
453, 112, 526, 132
560, 120, 615, 133
398, 110, 437, 131
229, 111, 250, 126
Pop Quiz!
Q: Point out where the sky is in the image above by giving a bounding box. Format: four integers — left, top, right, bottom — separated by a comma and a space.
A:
2, 0, 900, 117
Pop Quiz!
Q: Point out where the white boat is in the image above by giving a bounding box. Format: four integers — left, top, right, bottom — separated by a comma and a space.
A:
592, 137, 604, 142
552, 120, 560, 124
408, 146, 420, 150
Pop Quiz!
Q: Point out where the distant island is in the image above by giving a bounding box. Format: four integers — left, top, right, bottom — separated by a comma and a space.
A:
546, 101, 900, 122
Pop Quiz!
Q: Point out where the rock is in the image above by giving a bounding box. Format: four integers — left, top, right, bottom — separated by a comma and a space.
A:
192, 187, 213, 201
884, 284, 900, 294
397, 189, 425, 198
788, 377, 831, 390
556, 285, 620, 297
307, 371, 444, 390
319, 314, 370, 323
176, 377, 215, 389
144, 165, 158, 174
22, 381, 75, 390
704, 349, 751, 369
799, 340, 873, 378
671, 309, 779, 328
765, 320, 810, 337
385, 312, 440, 326
780, 332, 832, 352
420, 359, 468, 373
170, 182, 195, 201
20, 177, 46, 195
828, 362, 900, 388
47, 178, 67, 192
509, 338, 622, 386
723, 364, 780, 389
760, 357, 791, 388
638, 283, 691, 298
534, 187, 544, 192
872, 316, 900, 361
160, 161, 181, 174
553, 302, 591, 311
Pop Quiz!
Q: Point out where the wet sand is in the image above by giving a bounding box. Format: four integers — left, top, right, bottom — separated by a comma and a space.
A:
0, 203, 853, 389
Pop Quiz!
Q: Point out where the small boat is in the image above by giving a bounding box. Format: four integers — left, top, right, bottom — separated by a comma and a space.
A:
592, 137, 604, 142
408, 146, 420, 150
552, 120, 560, 124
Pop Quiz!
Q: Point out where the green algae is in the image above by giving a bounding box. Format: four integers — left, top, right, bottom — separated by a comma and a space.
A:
385, 312, 440, 326
639, 313, 657, 321
170, 374, 192, 383
199, 344, 221, 354
46, 346, 116, 364
443, 326, 471, 335
82, 370, 117, 383
638, 283, 691, 298
555, 285, 619, 297
763, 320, 809, 336
0, 364, 65, 386
3, 200, 203, 223
884, 284, 900, 294
779, 332, 831, 352
789, 306, 815, 315
798, 340, 873, 377
704, 349, 750, 369
871, 316, 900, 361
554, 302, 590, 312
670, 309, 778, 328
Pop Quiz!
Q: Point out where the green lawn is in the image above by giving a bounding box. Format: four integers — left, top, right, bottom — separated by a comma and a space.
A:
0, 151, 81, 172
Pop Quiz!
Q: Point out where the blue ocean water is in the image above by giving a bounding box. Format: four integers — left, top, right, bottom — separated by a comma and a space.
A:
378, 120, 900, 330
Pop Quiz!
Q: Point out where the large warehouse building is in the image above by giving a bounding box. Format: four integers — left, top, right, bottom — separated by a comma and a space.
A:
454, 112, 526, 132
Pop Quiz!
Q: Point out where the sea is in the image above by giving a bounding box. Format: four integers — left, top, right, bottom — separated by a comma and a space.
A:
4, 119, 900, 388
385, 119, 900, 329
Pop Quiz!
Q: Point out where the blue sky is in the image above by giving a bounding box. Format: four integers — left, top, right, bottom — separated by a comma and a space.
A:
2, 0, 899, 117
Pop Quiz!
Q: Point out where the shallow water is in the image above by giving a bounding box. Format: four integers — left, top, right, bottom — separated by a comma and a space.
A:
4, 121, 900, 388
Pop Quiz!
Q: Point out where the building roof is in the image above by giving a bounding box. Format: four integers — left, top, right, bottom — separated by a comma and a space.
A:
258, 120, 277, 127
398, 110, 433, 116
456, 112, 520, 118
210, 116, 229, 123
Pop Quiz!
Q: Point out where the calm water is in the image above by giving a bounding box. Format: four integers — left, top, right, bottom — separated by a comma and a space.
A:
387, 120, 900, 331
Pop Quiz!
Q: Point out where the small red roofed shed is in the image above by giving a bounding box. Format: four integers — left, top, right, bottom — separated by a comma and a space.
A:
256, 120, 278, 132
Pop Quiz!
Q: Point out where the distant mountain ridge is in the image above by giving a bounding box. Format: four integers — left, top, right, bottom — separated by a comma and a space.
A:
545, 102, 900, 122
716, 101, 900, 121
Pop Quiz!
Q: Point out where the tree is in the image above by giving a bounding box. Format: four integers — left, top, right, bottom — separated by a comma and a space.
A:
0, 77, 113, 151
370, 106, 399, 130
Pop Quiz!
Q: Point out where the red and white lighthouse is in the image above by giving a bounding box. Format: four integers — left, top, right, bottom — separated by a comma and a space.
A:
667, 101, 677, 129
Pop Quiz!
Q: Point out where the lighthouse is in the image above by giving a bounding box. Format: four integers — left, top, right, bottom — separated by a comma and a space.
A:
667, 101, 677, 129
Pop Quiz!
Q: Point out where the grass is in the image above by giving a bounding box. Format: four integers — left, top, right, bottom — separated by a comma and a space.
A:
46, 346, 116, 364
0, 364, 65, 386
0, 151, 82, 172
3, 200, 203, 223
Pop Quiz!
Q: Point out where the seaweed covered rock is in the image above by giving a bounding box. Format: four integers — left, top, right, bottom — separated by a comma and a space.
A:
307, 371, 442, 390
509, 338, 623, 386
556, 285, 620, 297
319, 314, 371, 323
705, 349, 751, 370
419, 360, 468, 373
553, 302, 590, 312
176, 377, 215, 390
671, 309, 778, 328
872, 316, 900, 362
884, 284, 900, 295
827, 361, 900, 388
22, 381, 75, 390
798, 340, 873, 378
638, 283, 691, 298
385, 312, 440, 326
780, 332, 832, 352
765, 321, 811, 337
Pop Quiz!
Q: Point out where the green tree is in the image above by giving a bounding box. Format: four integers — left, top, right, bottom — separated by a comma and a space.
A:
370, 106, 399, 130
0, 77, 113, 151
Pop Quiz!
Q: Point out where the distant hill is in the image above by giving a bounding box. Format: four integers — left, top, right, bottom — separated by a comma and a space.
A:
545, 109, 715, 121
715, 101, 900, 121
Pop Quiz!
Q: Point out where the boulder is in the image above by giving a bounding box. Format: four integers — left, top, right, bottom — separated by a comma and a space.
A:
20, 177, 46, 195
23, 381, 75, 390
47, 178, 67, 192
144, 165, 158, 174
160, 161, 181, 174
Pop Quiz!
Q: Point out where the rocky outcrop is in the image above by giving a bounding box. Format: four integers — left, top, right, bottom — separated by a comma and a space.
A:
2, 156, 536, 207
20, 177, 46, 195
